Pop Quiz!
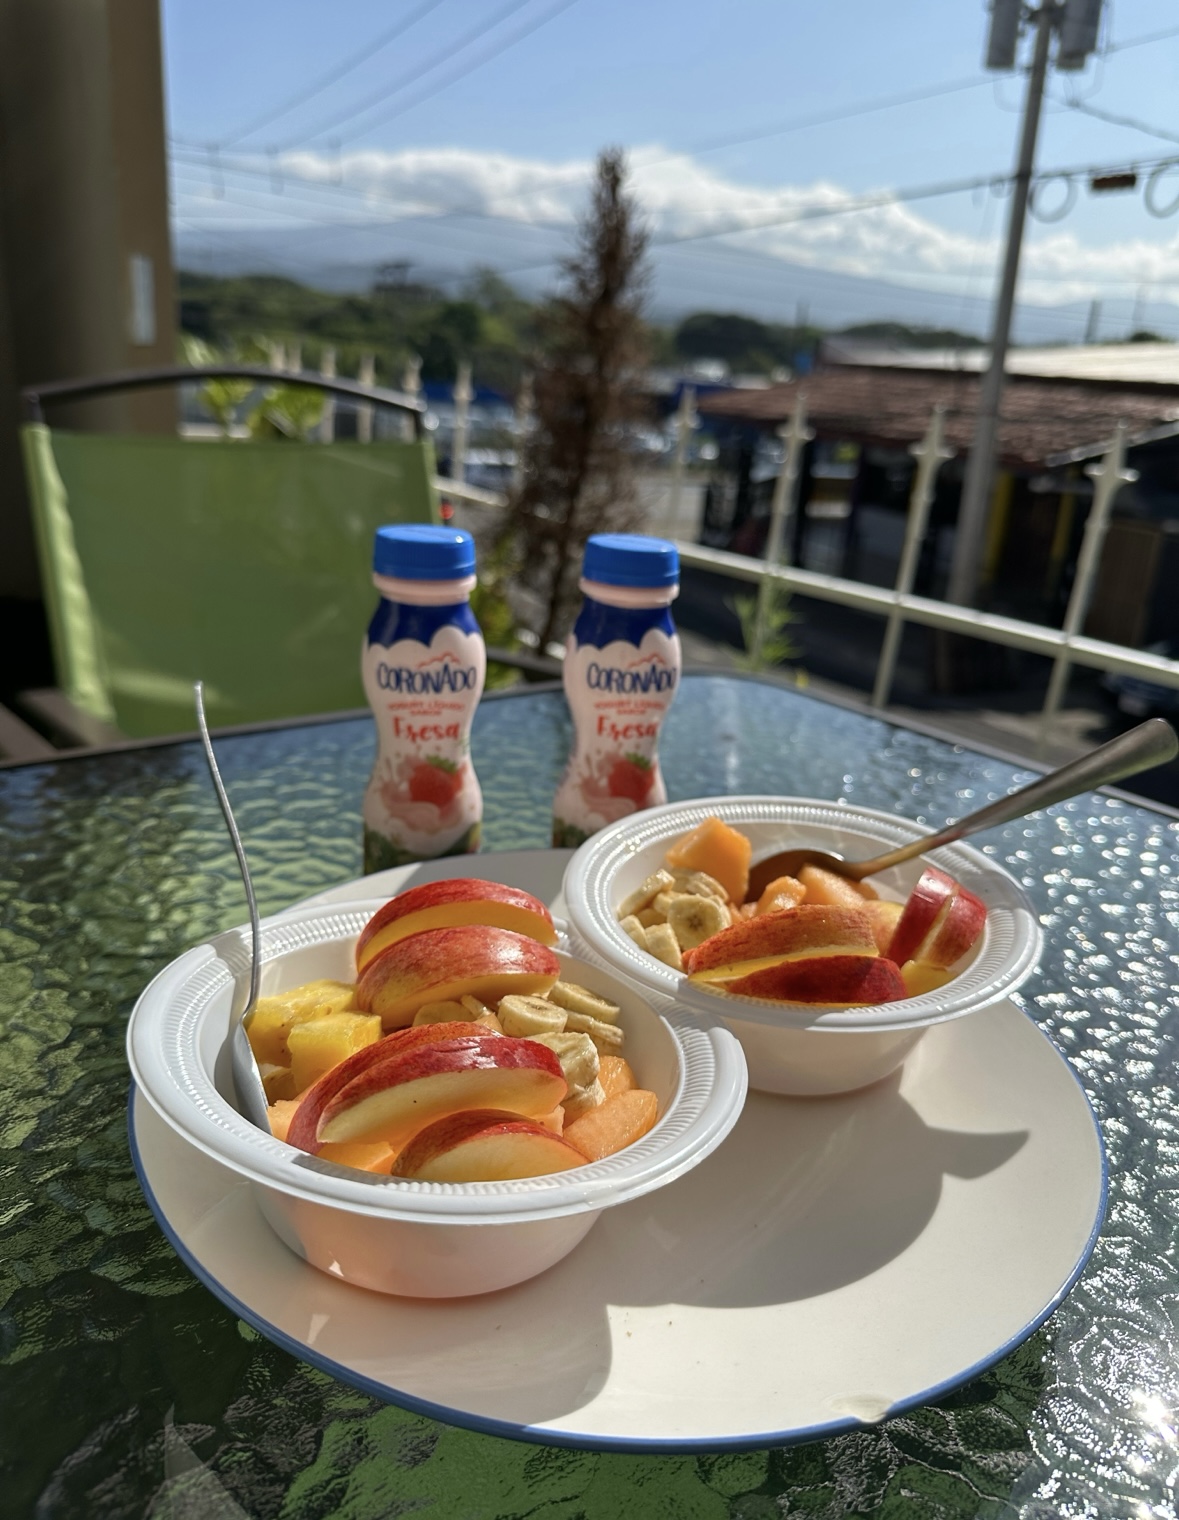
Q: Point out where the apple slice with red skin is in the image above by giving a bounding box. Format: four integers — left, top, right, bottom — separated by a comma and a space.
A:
356, 879, 557, 972
684, 903, 876, 981
725, 954, 906, 1005
356, 924, 561, 1029
908, 884, 987, 969
285, 1021, 490, 1154
886, 867, 960, 968
391, 1108, 586, 1181
317, 1035, 567, 1147
863, 899, 904, 955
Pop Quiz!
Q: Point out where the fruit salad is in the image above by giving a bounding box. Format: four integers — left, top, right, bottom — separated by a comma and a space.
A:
616, 816, 987, 1007
248, 878, 660, 1181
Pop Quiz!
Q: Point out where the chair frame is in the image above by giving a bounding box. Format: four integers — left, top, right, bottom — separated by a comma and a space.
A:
21, 364, 426, 434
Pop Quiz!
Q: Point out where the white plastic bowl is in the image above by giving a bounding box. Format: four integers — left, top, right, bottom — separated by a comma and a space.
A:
127, 900, 747, 1298
563, 797, 1043, 1097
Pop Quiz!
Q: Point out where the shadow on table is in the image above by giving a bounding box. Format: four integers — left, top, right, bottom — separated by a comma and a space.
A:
262, 1073, 1026, 1429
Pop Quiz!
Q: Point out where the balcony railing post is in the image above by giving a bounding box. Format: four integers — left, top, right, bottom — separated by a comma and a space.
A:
667, 383, 697, 533
401, 355, 422, 444
318, 346, 336, 443
451, 360, 472, 484
357, 353, 375, 443
872, 406, 953, 710
1039, 421, 1138, 747
752, 394, 812, 664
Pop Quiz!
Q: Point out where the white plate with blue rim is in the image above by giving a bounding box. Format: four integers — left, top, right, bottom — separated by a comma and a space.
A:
128, 850, 1106, 1452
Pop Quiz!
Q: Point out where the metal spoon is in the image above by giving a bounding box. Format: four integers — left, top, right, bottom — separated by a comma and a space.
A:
746, 715, 1179, 900
194, 681, 271, 1131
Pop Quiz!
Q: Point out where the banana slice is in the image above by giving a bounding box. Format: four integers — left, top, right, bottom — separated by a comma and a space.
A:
636, 906, 664, 928
618, 869, 675, 919
644, 921, 684, 971
652, 889, 690, 917
563, 1077, 606, 1122
668, 868, 728, 901
667, 893, 729, 952
497, 995, 567, 1038
460, 994, 494, 1019
563, 1010, 625, 1051
619, 914, 648, 947
547, 981, 621, 1024
529, 1031, 599, 1091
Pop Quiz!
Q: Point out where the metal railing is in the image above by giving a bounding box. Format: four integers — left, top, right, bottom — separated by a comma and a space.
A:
430, 396, 1179, 745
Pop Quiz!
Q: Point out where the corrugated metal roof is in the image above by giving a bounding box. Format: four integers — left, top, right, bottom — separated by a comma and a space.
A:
821, 339, 1179, 387
698, 365, 1179, 467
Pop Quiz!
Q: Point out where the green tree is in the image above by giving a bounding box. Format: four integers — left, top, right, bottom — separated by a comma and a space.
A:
502, 148, 652, 650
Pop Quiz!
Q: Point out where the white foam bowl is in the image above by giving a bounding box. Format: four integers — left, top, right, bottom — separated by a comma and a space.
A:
127, 900, 747, 1298
563, 797, 1043, 1097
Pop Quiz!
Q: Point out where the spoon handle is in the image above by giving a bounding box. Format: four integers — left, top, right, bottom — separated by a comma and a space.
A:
860, 717, 1178, 876
194, 681, 261, 1014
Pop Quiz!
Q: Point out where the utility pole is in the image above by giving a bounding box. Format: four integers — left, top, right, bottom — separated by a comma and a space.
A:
947, 1, 1056, 607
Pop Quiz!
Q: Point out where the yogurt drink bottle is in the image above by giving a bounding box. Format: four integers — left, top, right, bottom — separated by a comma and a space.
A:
553, 534, 681, 848
362, 525, 486, 872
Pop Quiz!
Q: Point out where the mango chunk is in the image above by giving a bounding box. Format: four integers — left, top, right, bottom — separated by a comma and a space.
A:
598, 1055, 637, 1101
797, 864, 878, 909
564, 1089, 659, 1162
665, 817, 752, 905
288, 1011, 383, 1094
755, 875, 806, 916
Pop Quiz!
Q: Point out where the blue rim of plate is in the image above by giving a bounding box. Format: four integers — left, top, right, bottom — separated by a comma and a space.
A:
126, 1007, 1108, 1455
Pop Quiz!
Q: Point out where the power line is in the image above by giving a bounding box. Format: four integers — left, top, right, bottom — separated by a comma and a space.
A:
329, 0, 581, 145
674, 75, 993, 162
1064, 97, 1179, 148
282, 0, 536, 145
218, 0, 448, 147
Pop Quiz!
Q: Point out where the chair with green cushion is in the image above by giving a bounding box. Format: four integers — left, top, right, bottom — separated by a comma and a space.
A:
19, 366, 437, 738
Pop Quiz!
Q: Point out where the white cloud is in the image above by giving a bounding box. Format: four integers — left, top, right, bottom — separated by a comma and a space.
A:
184, 143, 1179, 308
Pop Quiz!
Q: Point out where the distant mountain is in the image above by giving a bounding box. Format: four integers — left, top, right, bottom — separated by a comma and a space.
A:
173, 217, 1179, 347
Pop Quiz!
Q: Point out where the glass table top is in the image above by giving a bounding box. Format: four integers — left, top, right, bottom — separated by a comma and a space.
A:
2, 673, 1178, 1518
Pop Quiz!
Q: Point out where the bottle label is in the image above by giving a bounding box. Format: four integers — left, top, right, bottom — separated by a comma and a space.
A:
552, 626, 681, 848
362, 623, 485, 867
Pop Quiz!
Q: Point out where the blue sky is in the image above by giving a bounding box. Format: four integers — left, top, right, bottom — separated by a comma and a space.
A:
163, 0, 1179, 331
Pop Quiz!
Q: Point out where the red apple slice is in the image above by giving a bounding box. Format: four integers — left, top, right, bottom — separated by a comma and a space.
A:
391, 1108, 586, 1181
356, 878, 557, 971
356, 924, 561, 1029
910, 884, 987, 969
863, 899, 904, 955
285, 1022, 489, 1154
725, 954, 906, 1005
317, 1036, 567, 1147
683, 904, 877, 981
886, 867, 959, 968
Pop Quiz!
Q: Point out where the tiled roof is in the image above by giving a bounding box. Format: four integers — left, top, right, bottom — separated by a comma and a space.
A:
697, 365, 1179, 467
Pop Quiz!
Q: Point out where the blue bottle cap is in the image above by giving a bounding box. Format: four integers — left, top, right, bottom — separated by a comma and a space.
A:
373, 525, 476, 580
582, 533, 679, 588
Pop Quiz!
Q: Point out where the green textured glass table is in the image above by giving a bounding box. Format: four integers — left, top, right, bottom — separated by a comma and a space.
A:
3, 673, 1177, 1518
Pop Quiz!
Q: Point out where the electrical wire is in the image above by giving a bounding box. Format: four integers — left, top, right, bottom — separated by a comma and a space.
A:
278, 0, 536, 146
216, 0, 448, 147
327, 0, 581, 145
1064, 97, 1179, 149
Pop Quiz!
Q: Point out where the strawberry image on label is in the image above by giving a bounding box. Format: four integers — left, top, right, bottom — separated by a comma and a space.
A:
409, 757, 463, 807
607, 753, 655, 804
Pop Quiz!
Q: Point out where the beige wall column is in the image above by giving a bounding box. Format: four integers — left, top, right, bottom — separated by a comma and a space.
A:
0, 0, 176, 603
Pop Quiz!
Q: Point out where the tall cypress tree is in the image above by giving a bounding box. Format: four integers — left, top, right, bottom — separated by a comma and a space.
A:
507, 148, 651, 651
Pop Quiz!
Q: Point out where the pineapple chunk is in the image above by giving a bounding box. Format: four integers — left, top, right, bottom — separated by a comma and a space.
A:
245, 979, 356, 1065
288, 1012, 382, 1094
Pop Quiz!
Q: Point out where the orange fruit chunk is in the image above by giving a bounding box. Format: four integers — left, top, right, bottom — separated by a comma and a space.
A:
665, 817, 752, 905
564, 1089, 659, 1161
755, 875, 806, 915
598, 1055, 637, 1101
798, 864, 878, 908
